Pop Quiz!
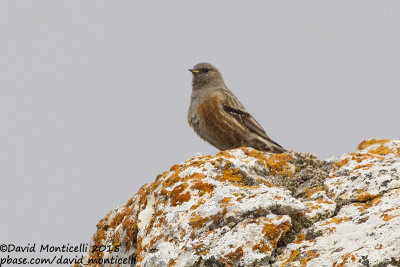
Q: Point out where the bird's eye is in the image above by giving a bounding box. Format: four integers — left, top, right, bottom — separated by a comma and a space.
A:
203, 68, 210, 73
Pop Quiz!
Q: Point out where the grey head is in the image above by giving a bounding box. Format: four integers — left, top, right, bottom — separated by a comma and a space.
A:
189, 62, 225, 89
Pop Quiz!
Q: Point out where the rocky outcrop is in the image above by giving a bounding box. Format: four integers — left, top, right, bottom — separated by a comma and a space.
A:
78, 139, 400, 266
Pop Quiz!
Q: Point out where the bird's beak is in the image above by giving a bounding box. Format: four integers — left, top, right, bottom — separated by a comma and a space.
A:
189, 69, 200, 74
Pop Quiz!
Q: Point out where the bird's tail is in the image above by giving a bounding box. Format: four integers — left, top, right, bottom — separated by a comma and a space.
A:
252, 136, 287, 153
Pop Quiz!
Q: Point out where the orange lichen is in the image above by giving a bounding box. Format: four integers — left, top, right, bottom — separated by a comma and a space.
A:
216, 150, 237, 159
242, 148, 295, 176
295, 232, 306, 244
149, 234, 164, 251
335, 253, 356, 267
326, 226, 337, 233
162, 172, 181, 188
110, 209, 130, 229
262, 222, 283, 241
299, 250, 320, 266
321, 216, 349, 226
282, 250, 299, 265
353, 163, 374, 171
219, 197, 232, 208
169, 164, 181, 172
111, 232, 121, 252
147, 178, 162, 193
305, 202, 322, 210
347, 152, 384, 163
169, 183, 191, 206
353, 196, 382, 212
191, 198, 206, 210
190, 180, 214, 194
356, 192, 380, 202
369, 144, 394, 156
221, 165, 242, 182
90, 229, 106, 259
382, 207, 399, 221
145, 210, 162, 234
306, 250, 320, 260
210, 214, 222, 225
125, 196, 136, 207
316, 198, 334, 205
192, 242, 205, 253
96, 214, 110, 232
167, 258, 176, 267
122, 217, 137, 251
257, 178, 275, 187
172, 192, 191, 206
264, 153, 294, 177
137, 187, 150, 210
186, 172, 206, 180
252, 239, 272, 253
180, 229, 186, 240
189, 214, 209, 229
242, 147, 268, 163
303, 187, 324, 199
224, 247, 244, 261
358, 139, 390, 150
331, 158, 350, 170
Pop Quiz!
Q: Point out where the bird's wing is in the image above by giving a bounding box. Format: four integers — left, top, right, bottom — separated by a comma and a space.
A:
220, 89, 284, 149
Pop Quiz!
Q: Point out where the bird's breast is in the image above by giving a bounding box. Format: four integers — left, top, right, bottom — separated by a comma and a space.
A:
191, 94, 247, 150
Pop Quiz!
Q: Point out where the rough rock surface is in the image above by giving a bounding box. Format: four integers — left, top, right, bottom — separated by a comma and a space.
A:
78, 139, 400, 267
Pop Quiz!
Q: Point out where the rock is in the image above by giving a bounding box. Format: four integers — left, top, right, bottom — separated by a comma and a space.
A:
77, 139, 400, 266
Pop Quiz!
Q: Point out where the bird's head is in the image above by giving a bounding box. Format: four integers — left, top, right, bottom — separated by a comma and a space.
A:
189, 62, 224, 89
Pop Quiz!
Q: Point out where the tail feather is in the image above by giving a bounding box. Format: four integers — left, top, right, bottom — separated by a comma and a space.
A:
251, 136, 287, 153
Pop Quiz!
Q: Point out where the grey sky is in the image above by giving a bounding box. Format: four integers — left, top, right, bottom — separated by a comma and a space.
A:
1, 0, 399, 257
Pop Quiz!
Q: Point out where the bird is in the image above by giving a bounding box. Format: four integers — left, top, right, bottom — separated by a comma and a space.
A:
187, 62, 286, 154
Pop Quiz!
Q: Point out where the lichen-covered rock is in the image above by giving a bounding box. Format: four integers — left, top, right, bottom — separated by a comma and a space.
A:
326, 139, 400, 206
78, 139, 400, 267
275, 139, 400, 266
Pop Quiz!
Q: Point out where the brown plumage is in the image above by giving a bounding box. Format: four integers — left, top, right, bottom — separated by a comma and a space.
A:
187, 62, 286, 153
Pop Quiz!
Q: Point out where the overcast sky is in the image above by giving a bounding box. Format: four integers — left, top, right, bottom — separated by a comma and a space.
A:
1, 0, 399, 259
